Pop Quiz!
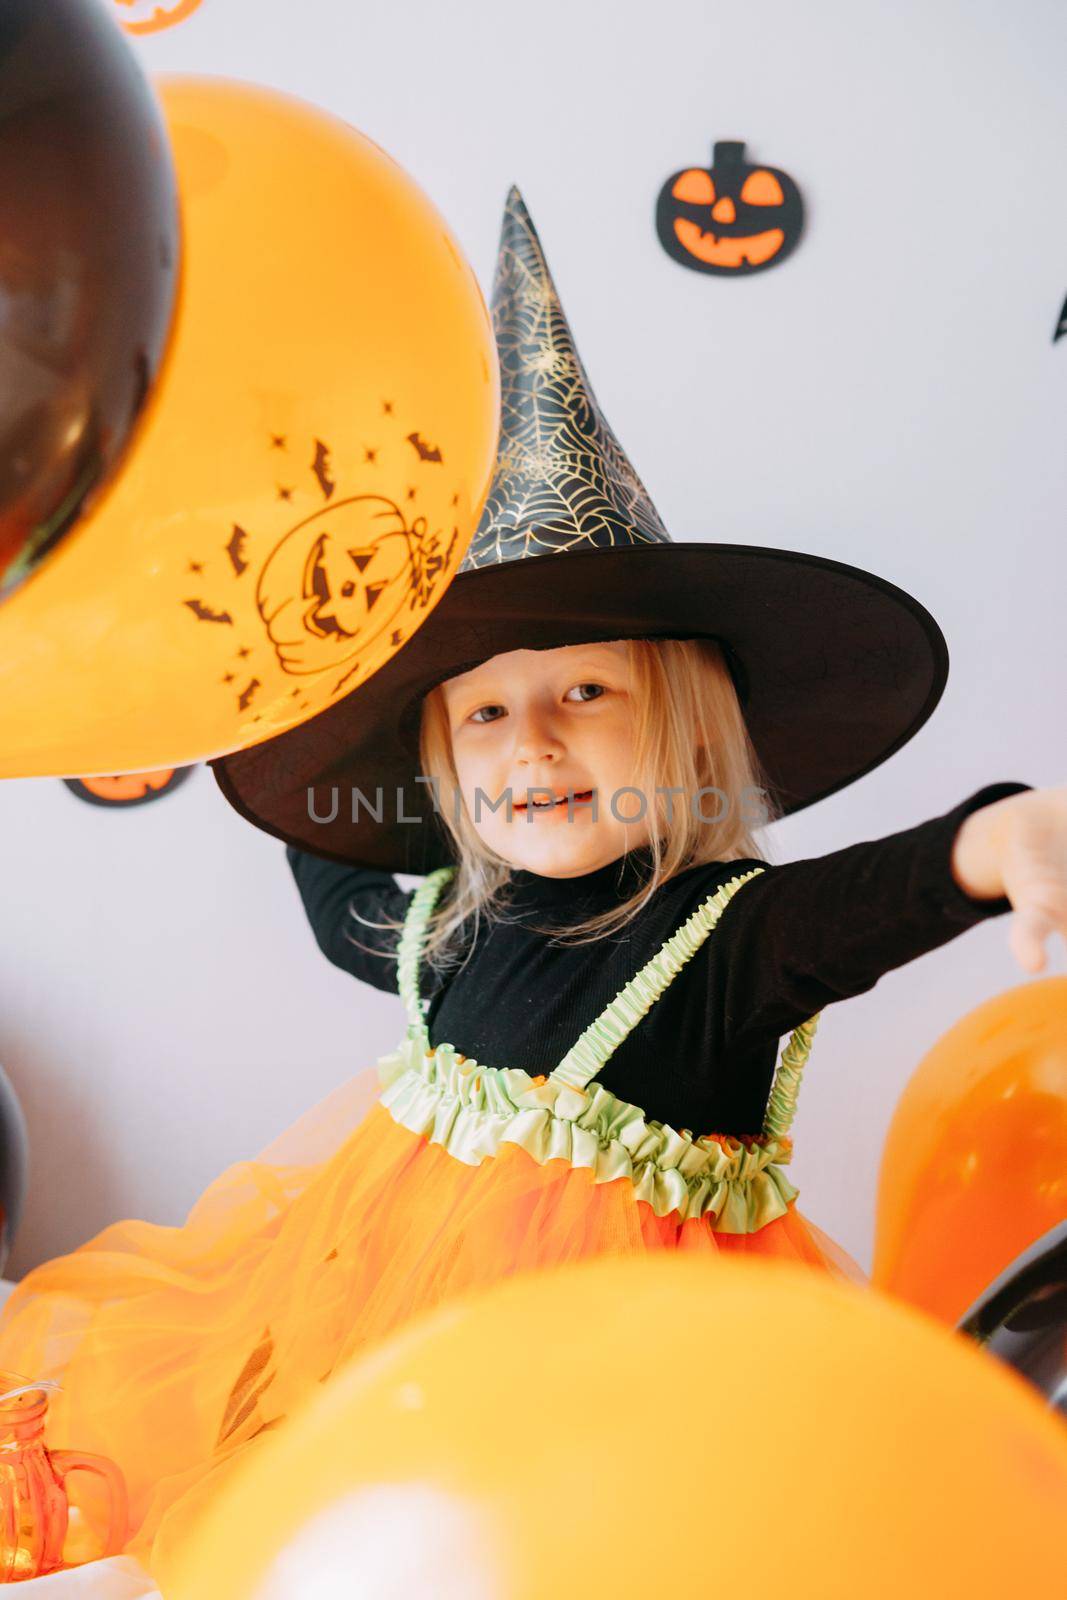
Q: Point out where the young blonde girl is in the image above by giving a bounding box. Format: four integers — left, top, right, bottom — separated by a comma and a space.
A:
0, 188, 1062, 1587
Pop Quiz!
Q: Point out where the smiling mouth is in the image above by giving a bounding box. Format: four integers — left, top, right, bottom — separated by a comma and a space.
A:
672, 218, 784, 266
513, 789, 595, 812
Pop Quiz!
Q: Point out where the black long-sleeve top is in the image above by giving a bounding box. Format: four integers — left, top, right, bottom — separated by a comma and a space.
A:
286, 782, 1029, 1137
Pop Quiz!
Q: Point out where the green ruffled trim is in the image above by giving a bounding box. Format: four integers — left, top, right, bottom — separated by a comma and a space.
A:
376, 1032, 800, 1234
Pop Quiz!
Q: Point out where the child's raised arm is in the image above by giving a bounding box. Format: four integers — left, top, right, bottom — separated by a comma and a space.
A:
710, 781, 1037, 1053
286, 845, 413, 994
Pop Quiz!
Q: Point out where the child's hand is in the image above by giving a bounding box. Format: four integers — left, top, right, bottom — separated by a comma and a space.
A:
950, 786, 1067, 973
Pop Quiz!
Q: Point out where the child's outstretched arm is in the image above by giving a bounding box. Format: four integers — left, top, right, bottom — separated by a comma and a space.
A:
285, 845, 413, 994
708, 781, 1045, 1055
949, 784, 1067, 974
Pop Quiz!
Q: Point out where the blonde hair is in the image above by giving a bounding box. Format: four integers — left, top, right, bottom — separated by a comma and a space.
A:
409, 637, 781, 970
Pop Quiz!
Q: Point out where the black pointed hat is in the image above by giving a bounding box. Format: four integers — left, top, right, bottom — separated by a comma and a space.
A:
212, 188, 947, 869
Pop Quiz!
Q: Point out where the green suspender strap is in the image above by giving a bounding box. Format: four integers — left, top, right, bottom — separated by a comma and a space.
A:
395, 865, 457, 1034
552, 867, 820, 1146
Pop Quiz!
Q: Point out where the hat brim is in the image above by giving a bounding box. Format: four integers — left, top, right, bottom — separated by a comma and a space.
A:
210, 543, 948, 870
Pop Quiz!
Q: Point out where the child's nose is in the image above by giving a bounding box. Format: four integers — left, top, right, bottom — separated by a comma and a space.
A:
513, 711, 564, 764
515, 739, 563, 765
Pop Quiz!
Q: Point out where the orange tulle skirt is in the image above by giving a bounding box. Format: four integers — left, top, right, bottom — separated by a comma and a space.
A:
0, 1068, 863, 1583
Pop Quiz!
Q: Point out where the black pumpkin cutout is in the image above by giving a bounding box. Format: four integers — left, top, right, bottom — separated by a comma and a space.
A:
655, 140, 804, 276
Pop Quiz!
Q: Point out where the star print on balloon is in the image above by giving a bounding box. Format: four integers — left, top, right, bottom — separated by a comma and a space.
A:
181, 416, 460, 723
655, 140, 804, 276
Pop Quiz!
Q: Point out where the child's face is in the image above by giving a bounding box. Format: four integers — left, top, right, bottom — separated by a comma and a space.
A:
440, 641, 650, 878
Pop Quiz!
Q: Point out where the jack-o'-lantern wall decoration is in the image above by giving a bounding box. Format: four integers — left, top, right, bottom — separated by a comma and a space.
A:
113, 0, 205, 35
63, 767, 194, 807
655, 140, 804, 276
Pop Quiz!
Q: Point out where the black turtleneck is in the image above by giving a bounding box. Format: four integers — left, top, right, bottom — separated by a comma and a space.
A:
286, 781, 1028, 1137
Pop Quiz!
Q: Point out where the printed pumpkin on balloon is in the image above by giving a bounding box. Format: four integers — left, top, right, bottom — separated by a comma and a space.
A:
655, 140, 804, 275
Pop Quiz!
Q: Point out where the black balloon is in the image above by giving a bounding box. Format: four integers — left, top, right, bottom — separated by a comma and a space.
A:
0, 1065, 27, 1277
0, 0, 179, 603
958, 1220, 1067, 1417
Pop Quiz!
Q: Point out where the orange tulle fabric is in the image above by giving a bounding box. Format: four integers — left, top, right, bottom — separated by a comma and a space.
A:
0, 1066, 863, 1583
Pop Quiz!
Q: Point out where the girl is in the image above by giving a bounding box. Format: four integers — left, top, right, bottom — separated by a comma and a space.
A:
0, 189, 1063, 1585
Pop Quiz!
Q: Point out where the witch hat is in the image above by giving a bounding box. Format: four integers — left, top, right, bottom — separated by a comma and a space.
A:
212, 188, 947, 870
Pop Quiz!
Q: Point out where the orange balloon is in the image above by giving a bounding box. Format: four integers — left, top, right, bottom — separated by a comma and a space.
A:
164, 1255, 1067, 1600
874, 977, 1067, 1324
0, 78, 498, 777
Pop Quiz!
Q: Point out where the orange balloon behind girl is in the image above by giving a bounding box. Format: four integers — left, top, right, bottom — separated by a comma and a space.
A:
0, 77, 498, 777
873, 976, 1067, 1324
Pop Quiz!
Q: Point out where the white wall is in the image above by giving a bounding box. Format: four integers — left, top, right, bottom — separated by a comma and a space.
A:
2, 0, 1065, 1276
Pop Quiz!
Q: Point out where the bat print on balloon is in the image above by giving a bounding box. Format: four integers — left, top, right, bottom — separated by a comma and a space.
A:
655, 140, 804, 276
181, 412, 460, 727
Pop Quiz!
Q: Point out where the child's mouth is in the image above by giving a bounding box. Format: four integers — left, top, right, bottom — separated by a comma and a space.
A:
513, 789, 594, 814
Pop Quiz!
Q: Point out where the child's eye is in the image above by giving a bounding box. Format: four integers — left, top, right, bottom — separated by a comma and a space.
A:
565, 683, 606, 703
469, 704, 506, 724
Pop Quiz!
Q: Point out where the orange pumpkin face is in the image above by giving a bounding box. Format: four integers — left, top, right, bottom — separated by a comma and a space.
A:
256, 496, 426, 679
63, 767, 194, 806
656, 140, 803, 276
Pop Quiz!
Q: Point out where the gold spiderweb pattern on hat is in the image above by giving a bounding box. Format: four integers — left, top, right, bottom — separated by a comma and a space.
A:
460, 188, 671, 571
